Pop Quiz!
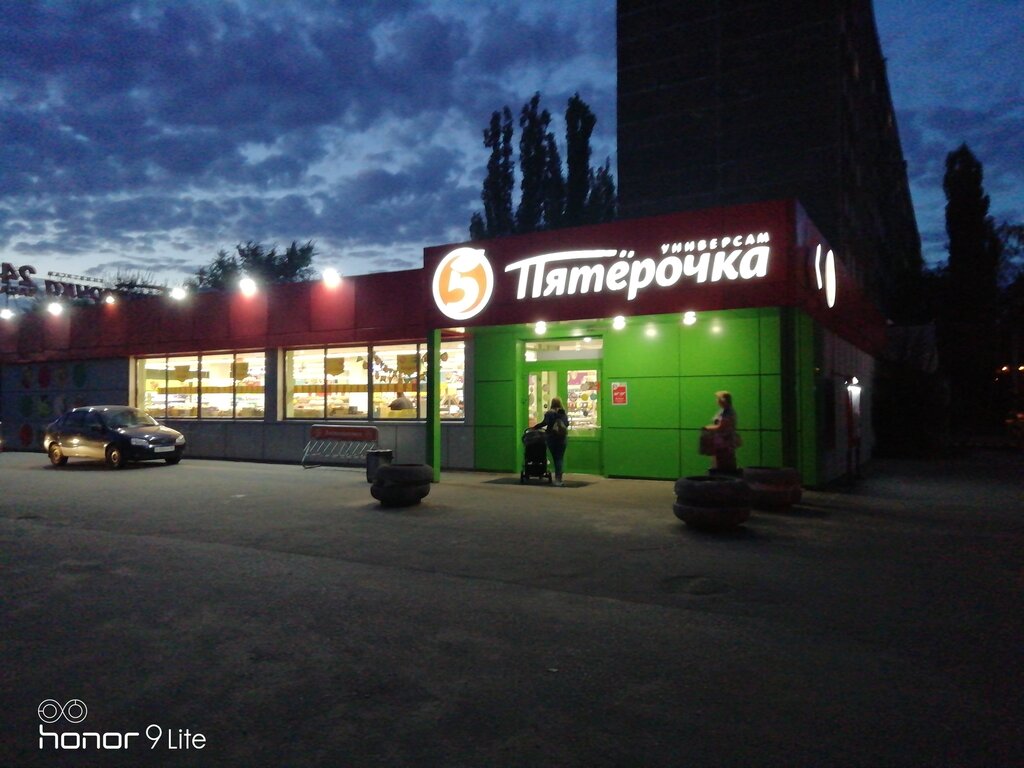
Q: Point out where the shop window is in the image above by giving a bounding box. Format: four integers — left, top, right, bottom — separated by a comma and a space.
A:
326, 348, 369, 419
285, 348, 329, 419
134, 352, 266, 419
373, 344, 422, 419
566, 370, 600, 435
439, 341, 465, 419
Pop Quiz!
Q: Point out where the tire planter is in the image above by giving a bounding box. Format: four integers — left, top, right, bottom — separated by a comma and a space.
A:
742, 466, 802, 510
370, 463, 433, 507
673, 476, 752, 530
375, 463, 434, 486
371, 482, 430, 507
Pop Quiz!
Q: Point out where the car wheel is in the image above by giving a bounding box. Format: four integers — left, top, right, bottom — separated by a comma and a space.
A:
165, 456, 181, 465
105, 444, 125, 469
374, 463, 434, 486
48, 444, 68, 467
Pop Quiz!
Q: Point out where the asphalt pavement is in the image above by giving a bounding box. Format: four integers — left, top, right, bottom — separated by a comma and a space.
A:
1, 449, 1021, 767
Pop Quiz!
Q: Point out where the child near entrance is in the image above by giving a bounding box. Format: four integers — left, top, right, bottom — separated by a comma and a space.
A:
532, 397, 569, 486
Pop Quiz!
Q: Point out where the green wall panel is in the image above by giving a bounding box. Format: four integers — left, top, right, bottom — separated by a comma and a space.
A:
605, 428, 680, 479
604, 319, 680, 378
759, 375, 782, 430
473, 327, 519, 381
679, 375, 760, 429
758, 308, 782, 374
759, 430, 784, 467
680, 312, 762, 376
603, 377, 680, 428
565, 439, 601, 475
475, 425, 517, 471
680, 429, 707, 477
475, 380, 515, 427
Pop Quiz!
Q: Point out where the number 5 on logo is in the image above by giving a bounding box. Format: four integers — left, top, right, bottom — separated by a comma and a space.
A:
432, 248, 494, 321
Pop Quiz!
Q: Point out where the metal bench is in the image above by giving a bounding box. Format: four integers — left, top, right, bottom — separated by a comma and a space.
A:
301, 424, 380, 469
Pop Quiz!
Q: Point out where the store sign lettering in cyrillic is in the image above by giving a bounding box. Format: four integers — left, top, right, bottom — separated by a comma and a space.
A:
504, 232, 771, 301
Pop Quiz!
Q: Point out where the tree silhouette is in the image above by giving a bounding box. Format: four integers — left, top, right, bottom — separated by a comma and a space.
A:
190, 240, 316, 290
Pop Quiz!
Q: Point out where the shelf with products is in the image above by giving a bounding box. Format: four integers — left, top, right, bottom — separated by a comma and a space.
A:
566, 369, 600, 435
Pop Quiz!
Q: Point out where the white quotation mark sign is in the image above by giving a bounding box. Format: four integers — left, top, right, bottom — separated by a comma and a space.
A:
814, 244, 837, 308
432, 247, 494, 321
38, 699, 88, 723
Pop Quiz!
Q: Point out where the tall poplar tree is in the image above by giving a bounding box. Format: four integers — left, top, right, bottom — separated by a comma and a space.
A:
471, 107, 515, 239
940, 143, 1002, 436
564, 93, 597, 227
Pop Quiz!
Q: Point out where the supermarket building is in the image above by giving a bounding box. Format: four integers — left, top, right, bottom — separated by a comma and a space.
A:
0, 199, 881, 485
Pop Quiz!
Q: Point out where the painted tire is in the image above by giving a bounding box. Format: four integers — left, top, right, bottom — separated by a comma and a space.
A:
371, 482, 430, 507
374, 463, 434, 486
674, 476, 752, 507
673, 502, 751, 530
743, 466, 802, 509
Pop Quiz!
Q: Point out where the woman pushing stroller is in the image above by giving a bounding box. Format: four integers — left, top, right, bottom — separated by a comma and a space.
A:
531, 397, 569, 486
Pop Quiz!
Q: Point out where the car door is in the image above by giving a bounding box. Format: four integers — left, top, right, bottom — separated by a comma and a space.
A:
57, 411, 87, 457
80, 411, 108, 460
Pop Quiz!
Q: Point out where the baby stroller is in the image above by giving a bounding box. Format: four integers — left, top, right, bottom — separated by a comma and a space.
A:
520, 428, 552, 484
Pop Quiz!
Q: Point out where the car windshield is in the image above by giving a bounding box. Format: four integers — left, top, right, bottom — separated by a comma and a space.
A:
102, 409, 158, 429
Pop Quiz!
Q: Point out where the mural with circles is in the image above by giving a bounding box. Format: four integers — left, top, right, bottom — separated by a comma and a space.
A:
1, 359, 130, 451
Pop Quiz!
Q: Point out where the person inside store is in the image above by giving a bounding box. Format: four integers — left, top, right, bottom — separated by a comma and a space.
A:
389, 390, 414, 411
702, 390, 741, 473
532, 396, 570, 486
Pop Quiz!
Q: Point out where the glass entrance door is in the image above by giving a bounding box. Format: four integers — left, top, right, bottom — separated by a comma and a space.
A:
522, 337, 603, 475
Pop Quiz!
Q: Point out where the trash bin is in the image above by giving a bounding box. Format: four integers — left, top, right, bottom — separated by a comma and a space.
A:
365, 449, 393, 483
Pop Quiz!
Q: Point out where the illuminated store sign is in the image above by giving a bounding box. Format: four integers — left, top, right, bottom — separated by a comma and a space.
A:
432, 232, 771, 319
813, 245, 837, 308
1, 262, 113, 303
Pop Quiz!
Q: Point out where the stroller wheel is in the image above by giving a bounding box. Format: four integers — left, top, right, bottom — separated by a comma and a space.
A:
520, 472, 526, 483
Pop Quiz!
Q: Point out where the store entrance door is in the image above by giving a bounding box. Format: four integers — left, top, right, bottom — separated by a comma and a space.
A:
521, 338, 603, 476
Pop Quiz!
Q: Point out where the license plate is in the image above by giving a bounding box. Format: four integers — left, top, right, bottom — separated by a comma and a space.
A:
154, 446, 175, 453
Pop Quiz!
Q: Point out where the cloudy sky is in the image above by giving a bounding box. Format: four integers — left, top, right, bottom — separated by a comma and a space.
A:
1, 1, 1021, 292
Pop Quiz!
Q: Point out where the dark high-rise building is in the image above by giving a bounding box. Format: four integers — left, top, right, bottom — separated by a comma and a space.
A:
617, 0, 921, 315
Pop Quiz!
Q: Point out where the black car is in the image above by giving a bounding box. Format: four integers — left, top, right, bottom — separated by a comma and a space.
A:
43, 406, 186, 468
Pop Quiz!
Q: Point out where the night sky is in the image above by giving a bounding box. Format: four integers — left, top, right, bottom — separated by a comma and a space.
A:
1, 1, 1021, 291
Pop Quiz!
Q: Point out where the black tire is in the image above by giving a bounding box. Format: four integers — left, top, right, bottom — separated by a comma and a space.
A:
48, 444, 68, 467
165, 456, 181, 465
105, 444, 125, 469
374, 463, 433, 486
674, 476, 751, 506
743, 467, 802, 509
673, 501, 751, 530
371, 482, 429, 507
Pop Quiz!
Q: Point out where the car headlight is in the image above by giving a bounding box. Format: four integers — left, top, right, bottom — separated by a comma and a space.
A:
175, 435, 185, 445
131, 438, 148, 446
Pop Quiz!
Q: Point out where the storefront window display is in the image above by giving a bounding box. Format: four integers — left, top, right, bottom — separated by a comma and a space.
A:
135, 352, 266, 419
283, 341, 466, 421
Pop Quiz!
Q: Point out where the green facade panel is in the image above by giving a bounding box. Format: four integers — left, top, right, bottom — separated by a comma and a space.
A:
605, 428, 680, 479
603, 377, 680, 429
470, 308, 792, 480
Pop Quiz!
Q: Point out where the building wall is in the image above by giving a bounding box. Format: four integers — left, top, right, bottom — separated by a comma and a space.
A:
472, 308, 788, 480
617, 0, 920, 316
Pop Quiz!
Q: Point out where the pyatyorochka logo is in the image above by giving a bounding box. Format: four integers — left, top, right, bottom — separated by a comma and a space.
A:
814, 244, 837, 308
432, 247, 495, 321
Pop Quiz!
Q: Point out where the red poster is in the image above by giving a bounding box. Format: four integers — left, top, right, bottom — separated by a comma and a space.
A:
611, 382, 627, 405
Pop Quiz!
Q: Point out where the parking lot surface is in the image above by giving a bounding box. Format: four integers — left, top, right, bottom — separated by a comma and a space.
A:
1, 451, 1021, 767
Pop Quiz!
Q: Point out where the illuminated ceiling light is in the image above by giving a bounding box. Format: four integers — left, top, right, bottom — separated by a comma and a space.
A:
170, 286, 188, 301
682, 311, 697, 326
104, 293, 116, 305
710, 323, 722, 334
1018, 365, 1024, 372
534, 320, 547, 335
322, 268, 342, 288
612, 315, 626, 330
1000, 365, 1010, 372
47, 302, 63, 316
239, 277, 258, 297
0, 308, 13, 320
645, 326, 657, 338
583, 336, 592, 343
